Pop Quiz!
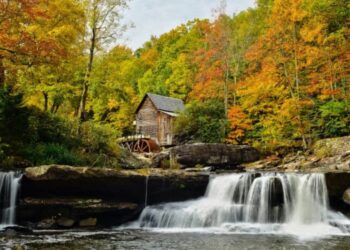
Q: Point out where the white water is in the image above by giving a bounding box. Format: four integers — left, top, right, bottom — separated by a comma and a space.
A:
0, 171, 22, 226
134, 173, 350, 238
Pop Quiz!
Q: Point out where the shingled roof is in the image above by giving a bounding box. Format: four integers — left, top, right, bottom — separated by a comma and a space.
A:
136, 93, 185, 114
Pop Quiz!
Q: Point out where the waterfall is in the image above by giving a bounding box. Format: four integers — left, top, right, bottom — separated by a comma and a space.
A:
135, 172, 350, 236
0, 171, 22, 226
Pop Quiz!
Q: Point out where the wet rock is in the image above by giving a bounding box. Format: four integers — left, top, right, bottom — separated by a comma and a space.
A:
325, 172, 350, 202
57, 217, 75, 228
184, 167, 212, 173
19, 198, 141, 227
1, 226, 32, 236
343, 189, 350, 205
2, 229, 17, 237
270, 177, 284, 207
169, 143, 259, 169
37, 218, 56, 229
79, 217, 97, 227
151, 151, 170, 168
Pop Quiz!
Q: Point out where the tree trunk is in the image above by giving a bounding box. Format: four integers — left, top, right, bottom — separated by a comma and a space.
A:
292, 23, 300, 100
224, 59, 229, 118
0, 57, 5, 87
78, 82, 89, 120
50, 102, 60, 114
233, 63, 239, 106
78, 26, 96, 121
51, 102, 61, 114
292, 23, 307, 149
43, 92, 48, 112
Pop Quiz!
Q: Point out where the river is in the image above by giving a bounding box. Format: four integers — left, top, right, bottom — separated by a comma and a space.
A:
1, 172, 350, 249
1, 229, 350, 249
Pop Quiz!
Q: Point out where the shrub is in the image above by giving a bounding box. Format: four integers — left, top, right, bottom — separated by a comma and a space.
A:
317, 101, 350, 138
174, 99, 228, 143
79, 121, 118, 154
21, 143, 82, 166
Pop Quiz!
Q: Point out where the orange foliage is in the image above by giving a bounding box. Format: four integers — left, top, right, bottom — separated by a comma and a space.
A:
189, 16, 230, 101
226, 106, 252, 144
0, 0, 66, 66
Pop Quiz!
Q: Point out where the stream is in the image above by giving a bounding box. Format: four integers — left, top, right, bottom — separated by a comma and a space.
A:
1, 172, 350, 249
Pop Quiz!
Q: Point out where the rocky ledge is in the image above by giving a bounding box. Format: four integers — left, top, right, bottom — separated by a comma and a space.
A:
20, 165, 209, 228
23, 165, 209, 204
19, 198, 139, 228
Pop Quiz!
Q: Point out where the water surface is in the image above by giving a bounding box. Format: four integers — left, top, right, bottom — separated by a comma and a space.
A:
1, 229, 350, 250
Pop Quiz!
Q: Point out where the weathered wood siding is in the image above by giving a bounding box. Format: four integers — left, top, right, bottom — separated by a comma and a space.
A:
136, 98, 158, 140
158, 112, 174, 146
136, 96, 175, 146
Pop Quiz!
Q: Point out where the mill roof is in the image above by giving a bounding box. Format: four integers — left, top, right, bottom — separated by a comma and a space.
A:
136, 93, 185, 114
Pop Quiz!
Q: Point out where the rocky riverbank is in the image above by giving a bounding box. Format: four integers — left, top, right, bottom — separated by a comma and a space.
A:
8, 138, 350, 229
244, 136, 350, 172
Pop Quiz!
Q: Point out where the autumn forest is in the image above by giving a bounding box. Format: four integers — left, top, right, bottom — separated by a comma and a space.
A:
0, 0, 349, 167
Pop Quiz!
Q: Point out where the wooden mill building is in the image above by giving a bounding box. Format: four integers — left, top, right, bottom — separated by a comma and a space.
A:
135, 93, 185, 147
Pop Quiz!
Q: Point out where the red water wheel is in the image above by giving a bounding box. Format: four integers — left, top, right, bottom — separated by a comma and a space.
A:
133, 139, 152, 153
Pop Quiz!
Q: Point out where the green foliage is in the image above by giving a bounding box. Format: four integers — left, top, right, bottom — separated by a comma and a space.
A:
174, 100, 228, 143
0, 88, 32, 145
78, 121, 118, 154
27, 109, 77, 146
0, 87, 140, 168
0, 138, 8, 161
22, 143, 82, 166
317, 101, 350, 138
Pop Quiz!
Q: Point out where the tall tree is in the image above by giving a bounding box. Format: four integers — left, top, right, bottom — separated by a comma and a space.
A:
13, 0, 85, 112
78, 0, 128, 121
0, 0, 65, 86
190, 11, 232, 116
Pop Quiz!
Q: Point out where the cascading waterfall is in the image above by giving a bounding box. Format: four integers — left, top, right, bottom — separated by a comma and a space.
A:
134, 172, 350, 236
0, 171, 22, 226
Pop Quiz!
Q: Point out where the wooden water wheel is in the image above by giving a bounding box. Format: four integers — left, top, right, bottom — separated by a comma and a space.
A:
133, 138, 159, 153
119, 136, 160, 153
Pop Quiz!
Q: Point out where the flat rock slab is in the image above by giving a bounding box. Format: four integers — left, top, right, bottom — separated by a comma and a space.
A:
22, 165, 209, 205
170, 143, 259, 168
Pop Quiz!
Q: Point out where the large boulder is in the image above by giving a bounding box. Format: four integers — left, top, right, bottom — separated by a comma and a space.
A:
314, 136, 350, 157
343, 189, 350, 205
169, 143, 259, 169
